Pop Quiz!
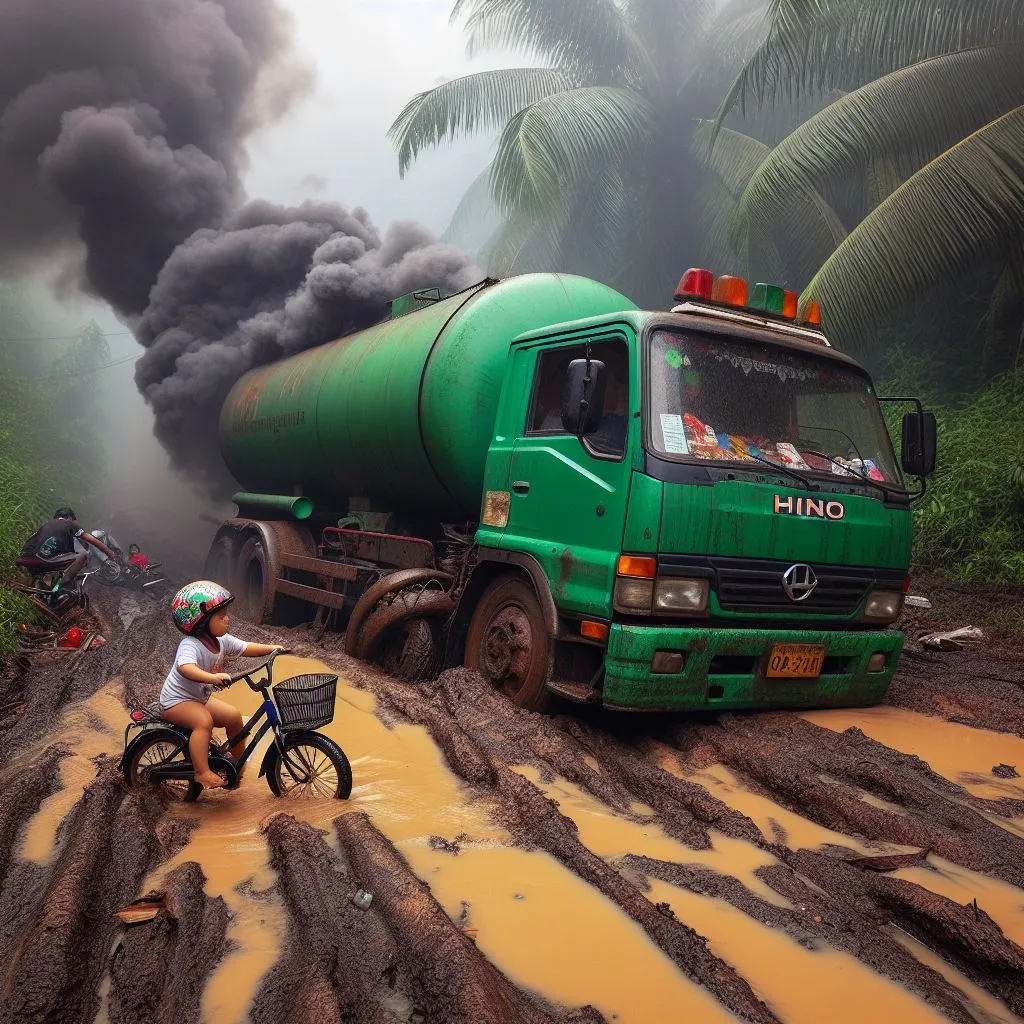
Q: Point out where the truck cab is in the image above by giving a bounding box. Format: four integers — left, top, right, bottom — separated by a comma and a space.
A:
472, 269, 935, 711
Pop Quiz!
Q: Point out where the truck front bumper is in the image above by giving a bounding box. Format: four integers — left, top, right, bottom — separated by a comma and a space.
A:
602, 624, 904, 711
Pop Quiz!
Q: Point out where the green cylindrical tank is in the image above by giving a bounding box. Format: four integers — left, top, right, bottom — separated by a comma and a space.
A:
219, 274, 638, 520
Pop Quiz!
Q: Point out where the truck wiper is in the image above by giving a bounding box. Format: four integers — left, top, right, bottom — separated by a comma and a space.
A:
743, 449, 818, 492
798, 448, 896, 501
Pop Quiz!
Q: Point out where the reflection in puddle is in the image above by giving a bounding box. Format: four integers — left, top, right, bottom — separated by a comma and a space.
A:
801, 707, 1024, 802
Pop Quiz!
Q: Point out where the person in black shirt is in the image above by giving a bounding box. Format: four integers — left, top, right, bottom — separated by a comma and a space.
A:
20, 507, 116, 593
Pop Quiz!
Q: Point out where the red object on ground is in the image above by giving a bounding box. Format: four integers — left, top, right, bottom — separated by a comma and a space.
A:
128, 553, 151, 570
59, 626, 85, 649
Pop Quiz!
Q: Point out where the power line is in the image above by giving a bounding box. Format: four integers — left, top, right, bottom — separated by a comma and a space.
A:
4, 353, 138, 381
0, 330, 133, 344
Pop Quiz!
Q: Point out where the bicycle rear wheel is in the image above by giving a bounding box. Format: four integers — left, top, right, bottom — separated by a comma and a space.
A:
266, 731, 352, 799
123, 731, 201, 802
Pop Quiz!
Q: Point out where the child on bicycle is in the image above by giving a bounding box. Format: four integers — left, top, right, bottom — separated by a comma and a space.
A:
162, 581, 285, 790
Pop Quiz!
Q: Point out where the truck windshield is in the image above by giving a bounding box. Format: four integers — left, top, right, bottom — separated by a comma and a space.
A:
648, 329, 902, 486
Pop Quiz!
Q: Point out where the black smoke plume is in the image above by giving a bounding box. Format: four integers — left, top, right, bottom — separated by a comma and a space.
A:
0, 0, 478, 491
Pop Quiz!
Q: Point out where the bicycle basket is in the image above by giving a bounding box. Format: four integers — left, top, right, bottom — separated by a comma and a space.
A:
273, 673, 338, 731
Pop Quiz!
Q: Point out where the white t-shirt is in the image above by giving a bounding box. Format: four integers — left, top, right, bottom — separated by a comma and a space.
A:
160, 633, 247, 709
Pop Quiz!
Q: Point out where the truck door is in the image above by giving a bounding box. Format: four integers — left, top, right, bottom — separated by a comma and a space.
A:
501, 334, 633, 617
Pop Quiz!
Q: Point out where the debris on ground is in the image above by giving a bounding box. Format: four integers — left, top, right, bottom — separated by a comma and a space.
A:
114, 894, 167, 926
848, 850, 932, 873
992, 763, 1020, 779
918, 626, 985, 650
904, 595, 933, 610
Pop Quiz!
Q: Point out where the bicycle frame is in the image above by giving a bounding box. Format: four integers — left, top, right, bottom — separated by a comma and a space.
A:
142, 655, 317, 787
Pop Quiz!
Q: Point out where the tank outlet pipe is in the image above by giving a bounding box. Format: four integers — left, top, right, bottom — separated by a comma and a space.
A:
232, 492, 314, 521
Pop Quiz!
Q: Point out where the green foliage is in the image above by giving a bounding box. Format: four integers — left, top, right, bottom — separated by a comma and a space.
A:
0, 294, 108, 652
900, 369, 1024, 584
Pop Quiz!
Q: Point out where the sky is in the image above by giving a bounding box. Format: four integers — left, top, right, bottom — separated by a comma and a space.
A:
246, 0, 504, 233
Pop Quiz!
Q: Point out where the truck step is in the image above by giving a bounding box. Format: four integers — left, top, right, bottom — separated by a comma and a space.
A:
545, 680, 601, 704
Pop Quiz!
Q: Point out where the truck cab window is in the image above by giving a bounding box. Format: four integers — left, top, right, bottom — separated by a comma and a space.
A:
526, 339, 629, 458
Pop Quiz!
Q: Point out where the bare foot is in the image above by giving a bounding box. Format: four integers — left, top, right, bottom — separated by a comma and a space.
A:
196, 769, 226, 790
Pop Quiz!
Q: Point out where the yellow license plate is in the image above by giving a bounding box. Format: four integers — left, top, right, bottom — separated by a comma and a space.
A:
766, 643, 825, 679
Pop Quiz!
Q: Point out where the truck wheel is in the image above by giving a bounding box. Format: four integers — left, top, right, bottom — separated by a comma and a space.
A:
465, 575, 551, 712
205, 534, 236, 589
379, 616, 443, 682
237, 535, 275, 623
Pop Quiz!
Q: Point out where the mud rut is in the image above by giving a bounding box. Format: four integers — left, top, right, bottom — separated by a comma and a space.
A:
0, 589, 1022, 1024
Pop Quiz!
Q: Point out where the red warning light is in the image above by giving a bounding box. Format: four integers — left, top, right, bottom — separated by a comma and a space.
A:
674, 267, 714, 301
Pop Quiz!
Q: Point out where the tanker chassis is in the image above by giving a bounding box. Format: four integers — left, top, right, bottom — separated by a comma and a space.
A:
207, 271, 936, 712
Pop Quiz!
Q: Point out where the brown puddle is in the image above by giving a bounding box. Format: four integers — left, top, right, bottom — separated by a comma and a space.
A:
514, 764, 791, 907
887, 927, 1021, 1024
801, 706, 1024, 802
17, 681, 126, 864
127, 656, 743, 1024
683, 762, 909, 855
646, 880, 956, 1024
890, 854, 1024, 949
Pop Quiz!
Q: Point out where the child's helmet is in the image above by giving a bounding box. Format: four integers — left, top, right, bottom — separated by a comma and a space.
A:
171, 580, 234, 635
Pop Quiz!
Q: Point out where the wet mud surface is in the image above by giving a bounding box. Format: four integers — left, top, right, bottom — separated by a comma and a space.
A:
1, 588, 1023, 1023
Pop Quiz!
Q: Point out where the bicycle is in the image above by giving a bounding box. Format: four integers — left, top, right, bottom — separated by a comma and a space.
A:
10, 562, 97, 621
121, 650, 352, 802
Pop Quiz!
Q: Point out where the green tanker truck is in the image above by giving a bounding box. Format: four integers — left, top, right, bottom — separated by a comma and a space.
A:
207, 270, 936, 712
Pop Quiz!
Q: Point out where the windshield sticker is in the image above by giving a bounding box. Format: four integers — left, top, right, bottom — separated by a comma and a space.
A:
775, 442, 811, 470
711, 349, 820, 383
659, 413, 689, 454
664, 348, 684, 369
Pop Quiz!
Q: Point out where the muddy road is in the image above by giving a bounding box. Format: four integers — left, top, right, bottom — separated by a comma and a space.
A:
1, 589, 1023, 1024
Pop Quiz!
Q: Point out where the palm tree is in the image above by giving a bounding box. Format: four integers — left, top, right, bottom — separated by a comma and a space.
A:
708, 0, 1024, 366
389, 0, 762, 304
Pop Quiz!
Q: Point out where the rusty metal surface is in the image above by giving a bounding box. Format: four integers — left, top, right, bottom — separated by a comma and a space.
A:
321, 527, 435, 570
278, 553, 359, 581
274, 578, 349, 611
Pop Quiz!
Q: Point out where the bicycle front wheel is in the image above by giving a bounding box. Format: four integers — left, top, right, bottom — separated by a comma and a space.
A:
267, 731, 352, 799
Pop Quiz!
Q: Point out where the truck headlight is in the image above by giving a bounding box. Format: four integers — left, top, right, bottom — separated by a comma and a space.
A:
654, 578, 708, 613
614, 577, 654, 614
862, 590, 903, 623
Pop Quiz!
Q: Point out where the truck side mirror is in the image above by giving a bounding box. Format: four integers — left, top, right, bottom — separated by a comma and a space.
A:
561, 359, 607, 436
901, 410, 937, 477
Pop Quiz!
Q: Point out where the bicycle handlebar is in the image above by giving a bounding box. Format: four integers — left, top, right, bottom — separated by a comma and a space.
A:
225, 648, 292, 689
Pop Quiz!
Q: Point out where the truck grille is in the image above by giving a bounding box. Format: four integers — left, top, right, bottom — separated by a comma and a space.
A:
658, 555, 904, 616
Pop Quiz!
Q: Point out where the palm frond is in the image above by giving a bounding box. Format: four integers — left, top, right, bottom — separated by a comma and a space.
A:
721, 0, 1024, 116
692, 122, 770, 199
803, 105, 1024, 349
440, 162, 502, 256
693, 122, 844, 283
452, 0, 643, 82
737, 47, 1024, 232
387, 68, 572, 175
489, 87, 655, 217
